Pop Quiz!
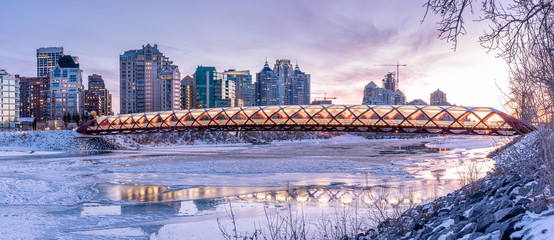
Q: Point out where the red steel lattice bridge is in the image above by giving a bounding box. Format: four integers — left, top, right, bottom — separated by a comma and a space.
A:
77, 105, 535, 136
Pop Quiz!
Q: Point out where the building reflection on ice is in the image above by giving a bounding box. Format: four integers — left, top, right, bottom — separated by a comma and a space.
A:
96, 184, 282, 203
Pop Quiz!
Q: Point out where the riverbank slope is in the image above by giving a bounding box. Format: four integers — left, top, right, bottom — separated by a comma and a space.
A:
358, 131, 553, 240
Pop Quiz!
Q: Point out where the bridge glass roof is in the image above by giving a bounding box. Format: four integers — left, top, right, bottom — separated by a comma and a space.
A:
78, 105, 535, 136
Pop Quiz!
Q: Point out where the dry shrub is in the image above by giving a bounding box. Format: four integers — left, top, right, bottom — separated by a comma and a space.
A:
456, 160, 485, 195
317, 203, 371, 239
218, 188, 310, 240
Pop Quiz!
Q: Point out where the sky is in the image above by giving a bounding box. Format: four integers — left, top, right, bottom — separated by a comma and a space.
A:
0, 0, 511, 114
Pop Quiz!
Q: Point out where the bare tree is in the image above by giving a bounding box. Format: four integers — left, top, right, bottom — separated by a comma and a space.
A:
424, 0, 554, 124
506, 47, 554, 124
424, 0, 554, 197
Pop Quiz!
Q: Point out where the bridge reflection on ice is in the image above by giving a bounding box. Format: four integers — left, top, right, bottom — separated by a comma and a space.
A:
80, 180, 462, 239
95, 178, 463, 211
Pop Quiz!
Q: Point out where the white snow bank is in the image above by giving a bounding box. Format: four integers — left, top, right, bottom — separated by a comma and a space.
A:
0, 131, 80, 151
0, 177, 97, 205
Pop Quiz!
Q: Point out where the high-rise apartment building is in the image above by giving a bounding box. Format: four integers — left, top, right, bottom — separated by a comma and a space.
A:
0, 69, 20, 130
362, 82, 393, 105
362, 79, 406, 105
285, 64, 310, 105
214, 72, 235, 108
37, 47, 64, 77
120, 44, 178, 114
255, 61, 278, 106
224, 69, 253, 107
254, 59, 311, 106
19, 75, 50, 122
194, 66, 235, 108
49, 55, 84, 120
84, 90, 100, 117
362, 72, 406, 105
382, 72, 398, 91
430, 89, 449, 106
84, 74, 112, 116
273, 59, 293, 105
180, 75, 196, 109
194, 66, 217, 108
159, 67, 181, 111
393, 90, 406, 105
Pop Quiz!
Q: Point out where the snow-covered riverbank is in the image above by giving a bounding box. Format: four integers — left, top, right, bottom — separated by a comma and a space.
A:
359, 131, 553, 240
0, 130, 332, 152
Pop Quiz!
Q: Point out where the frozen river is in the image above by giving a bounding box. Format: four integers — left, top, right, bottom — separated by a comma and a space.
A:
0, 134, 505, 239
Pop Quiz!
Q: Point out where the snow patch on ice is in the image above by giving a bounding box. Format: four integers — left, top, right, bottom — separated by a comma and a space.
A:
0, 177, 96, 205
426, 136, 500, 150
74, 227, 146, 237
0, 148, 64, 157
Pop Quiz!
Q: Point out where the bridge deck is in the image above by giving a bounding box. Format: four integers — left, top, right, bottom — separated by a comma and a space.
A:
76, 105, 535, 136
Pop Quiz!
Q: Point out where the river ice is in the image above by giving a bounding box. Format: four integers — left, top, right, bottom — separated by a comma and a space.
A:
0, 134, 504, 239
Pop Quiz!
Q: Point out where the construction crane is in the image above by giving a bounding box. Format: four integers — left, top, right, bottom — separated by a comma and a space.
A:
315, 92, 337, 101
374, 62, 407, 89
312, 92, 337, 105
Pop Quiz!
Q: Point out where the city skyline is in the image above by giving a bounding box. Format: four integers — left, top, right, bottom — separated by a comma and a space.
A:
0, 0, 509, 113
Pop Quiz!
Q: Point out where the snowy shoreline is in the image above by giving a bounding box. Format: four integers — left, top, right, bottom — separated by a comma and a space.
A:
357, 132, 553, 240
0, 130, 336, 152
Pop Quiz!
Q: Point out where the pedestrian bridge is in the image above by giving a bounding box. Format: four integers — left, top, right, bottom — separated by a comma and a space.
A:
76, 105, 535, 136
